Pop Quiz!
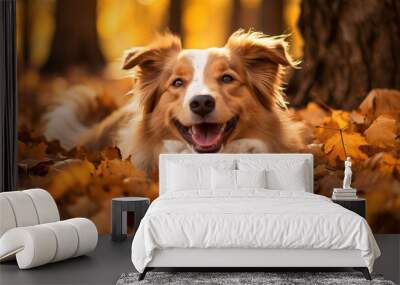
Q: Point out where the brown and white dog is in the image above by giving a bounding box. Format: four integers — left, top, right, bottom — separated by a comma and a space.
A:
44, 30, 304, 173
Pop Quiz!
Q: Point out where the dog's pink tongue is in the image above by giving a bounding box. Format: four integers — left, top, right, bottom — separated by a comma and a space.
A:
192, 124, 222, 147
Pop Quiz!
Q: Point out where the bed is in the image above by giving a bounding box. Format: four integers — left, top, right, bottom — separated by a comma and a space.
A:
131, 154, 380, 280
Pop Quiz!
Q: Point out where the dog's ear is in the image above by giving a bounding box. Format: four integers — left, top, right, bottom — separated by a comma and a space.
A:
122, 33, 181, 113
226, 29, 295, 68
122, 33, 181, 71
226, 30, 296, 109
122, 47, 146, 70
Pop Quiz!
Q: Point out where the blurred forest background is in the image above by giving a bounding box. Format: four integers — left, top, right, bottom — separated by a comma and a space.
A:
17, 0, 400, 233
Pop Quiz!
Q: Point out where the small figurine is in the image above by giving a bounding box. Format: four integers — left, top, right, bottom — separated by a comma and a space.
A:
343, 157, 352, 189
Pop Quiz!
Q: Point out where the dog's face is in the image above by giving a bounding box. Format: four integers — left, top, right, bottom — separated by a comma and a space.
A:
123, 30, 294, 153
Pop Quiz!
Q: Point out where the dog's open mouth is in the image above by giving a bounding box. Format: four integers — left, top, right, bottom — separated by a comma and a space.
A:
173, 116, 239, 153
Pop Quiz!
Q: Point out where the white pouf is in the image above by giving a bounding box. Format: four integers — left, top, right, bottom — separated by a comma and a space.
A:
0, 189, 60, 236
0, 218, 98, 269
0, 189, 98, 269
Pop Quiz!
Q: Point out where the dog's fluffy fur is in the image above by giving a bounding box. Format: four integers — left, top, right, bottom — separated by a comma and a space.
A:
44, 30, 304, 174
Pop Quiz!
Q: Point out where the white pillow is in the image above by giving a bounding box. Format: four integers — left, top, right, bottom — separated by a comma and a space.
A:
236, 169, 267, 189
238, 159, 307, 191
167, 162, 211, 191
266, 165, 306, 191
211, 168, 267, 190
211, 168, 236, 190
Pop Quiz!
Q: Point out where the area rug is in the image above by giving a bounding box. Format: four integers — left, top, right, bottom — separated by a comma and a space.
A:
116, 271, 395, 285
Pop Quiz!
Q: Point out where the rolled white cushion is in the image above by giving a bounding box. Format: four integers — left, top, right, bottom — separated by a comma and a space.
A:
64, 218, 98, 257
0, 196, 17, 237
23, 188, 60, 224
0, 226, 57, 268
42, 221, 79, 262
0, 218, 98, 269
0, 191, 39, 227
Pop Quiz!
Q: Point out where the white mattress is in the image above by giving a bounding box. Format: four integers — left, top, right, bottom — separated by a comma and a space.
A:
131, 190, 380, 273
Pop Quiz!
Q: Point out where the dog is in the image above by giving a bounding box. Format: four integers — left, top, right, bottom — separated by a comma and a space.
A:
44, 30, 304, 174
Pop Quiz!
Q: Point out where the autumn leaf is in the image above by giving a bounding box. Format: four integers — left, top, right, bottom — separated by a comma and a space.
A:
296, 102, 328, 126
18, 141, 48, 161
95, 159, 146, 179
364, 153, 400, 176
101, 147, 121, 160
85, 159, 150, 203
315, 170, 342, 196
331, 110, 349, 129
314, 109, 351, 143
18, 141, 50, 169
350, 110, 365, 125
324, 132, 368, 166
48, 159, 95, 200
314, 164, 328, 179
90, 201, 112, 234
301, 143, 328, 165
359, 89, 400, 126
65, 196, 99, 218
315, 117, 340, 142
364, 115, 398, 149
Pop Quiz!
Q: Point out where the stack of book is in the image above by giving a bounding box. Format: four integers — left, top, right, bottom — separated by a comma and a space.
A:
332, 188, 357, 200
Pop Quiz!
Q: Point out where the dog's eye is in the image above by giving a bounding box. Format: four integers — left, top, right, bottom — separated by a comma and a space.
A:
172, 78, 184, 88
221, 74, 234, 84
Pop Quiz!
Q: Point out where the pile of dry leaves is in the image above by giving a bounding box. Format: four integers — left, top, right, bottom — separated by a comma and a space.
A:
18, 70, 400, 233
294, 89, 400, 233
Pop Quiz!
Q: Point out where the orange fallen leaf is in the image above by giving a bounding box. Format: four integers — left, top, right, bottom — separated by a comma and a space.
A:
350, 110, 365, 125
315, 118, 340, 142
296, 102, 327, 126
364, 115, 398, 149
364, 152, 400, 176
331, 110, 349, 129
101, 147, 121, 160
18, 141, 48, 161
359, 89, 400, 125
95, 159, 146, 179
324, 132, 368, 166
48, 159, 95, 200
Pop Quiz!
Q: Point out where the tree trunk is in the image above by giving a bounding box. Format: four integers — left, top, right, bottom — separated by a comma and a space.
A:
287, 0, 400, 110
230, 0, 241, 34
168, 0, 183, 41
259, 0, 283, 36
41, 0, 105, 74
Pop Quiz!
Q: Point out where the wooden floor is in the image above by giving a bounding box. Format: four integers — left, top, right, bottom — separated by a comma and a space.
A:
0, 235, 399, 285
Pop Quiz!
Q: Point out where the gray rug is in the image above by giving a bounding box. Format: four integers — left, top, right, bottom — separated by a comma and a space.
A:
116, 272, 396, 285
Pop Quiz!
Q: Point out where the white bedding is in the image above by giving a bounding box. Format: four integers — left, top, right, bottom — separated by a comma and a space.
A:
131, 190, 380, 273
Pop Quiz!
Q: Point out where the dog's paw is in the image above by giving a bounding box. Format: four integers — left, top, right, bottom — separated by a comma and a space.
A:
161, 140, 192, 153
223, 139, 268, 153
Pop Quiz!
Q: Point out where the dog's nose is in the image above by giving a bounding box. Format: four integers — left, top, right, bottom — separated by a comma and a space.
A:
189, 95, 215, 117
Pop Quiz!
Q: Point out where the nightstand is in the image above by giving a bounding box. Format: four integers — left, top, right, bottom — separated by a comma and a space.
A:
332, 198, 366, 218
111, 197, 150, 241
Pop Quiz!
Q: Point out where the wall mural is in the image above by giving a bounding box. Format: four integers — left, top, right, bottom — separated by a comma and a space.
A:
17, 0, 400, 234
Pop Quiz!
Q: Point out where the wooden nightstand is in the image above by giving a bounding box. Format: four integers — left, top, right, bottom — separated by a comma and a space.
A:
332, 198, 366, 218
